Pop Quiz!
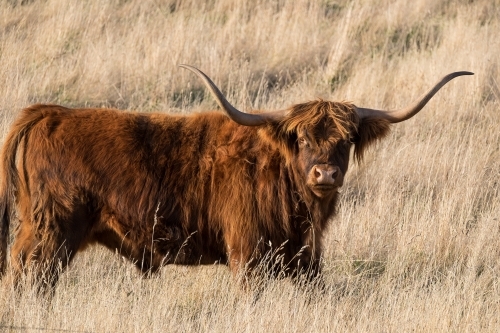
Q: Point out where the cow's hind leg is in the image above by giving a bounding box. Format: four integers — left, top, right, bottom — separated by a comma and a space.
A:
11, 199, 90, 294
93, 229, 163, 277
9, 221, 40, 289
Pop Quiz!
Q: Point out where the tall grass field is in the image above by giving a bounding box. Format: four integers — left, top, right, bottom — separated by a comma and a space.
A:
0, 0, 499, 332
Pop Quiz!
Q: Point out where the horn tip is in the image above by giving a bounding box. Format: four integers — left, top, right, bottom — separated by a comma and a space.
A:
178, 64, 206, 78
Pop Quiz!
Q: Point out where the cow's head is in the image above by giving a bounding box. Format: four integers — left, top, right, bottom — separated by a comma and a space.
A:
267, 99, 389, 199
180, 65, 473, 199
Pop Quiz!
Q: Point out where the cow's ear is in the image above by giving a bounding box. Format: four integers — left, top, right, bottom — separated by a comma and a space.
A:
353, 117, 391, 162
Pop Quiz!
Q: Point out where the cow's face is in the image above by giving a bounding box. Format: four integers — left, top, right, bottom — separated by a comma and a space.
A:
263, 100, 390, 200
295, 120, 352, 198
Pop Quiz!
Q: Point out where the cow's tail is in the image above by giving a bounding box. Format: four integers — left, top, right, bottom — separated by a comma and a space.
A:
0, 106, 45, 277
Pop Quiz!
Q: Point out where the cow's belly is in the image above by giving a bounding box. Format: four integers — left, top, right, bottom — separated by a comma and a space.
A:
88, 210, 227, 268
153, 236, 228, 266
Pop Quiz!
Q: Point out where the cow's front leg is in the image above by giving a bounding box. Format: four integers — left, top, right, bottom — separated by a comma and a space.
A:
291, 222, 325, 285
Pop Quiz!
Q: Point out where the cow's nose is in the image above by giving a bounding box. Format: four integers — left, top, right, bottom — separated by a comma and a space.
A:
313, 165, 338, 185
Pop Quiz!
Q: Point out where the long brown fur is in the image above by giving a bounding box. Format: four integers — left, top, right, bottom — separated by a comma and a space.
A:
0, 100, 389, 291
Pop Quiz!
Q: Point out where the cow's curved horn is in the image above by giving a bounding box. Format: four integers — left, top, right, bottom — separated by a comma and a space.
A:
356, 71, 474, 123
179, 65, 286, 126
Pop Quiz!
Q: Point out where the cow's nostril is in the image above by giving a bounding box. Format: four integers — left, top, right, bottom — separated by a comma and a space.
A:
330, 169, 337, 178
314, 167, 321, 179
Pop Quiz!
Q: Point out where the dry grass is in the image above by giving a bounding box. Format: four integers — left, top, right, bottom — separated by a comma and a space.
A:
1, 0, 499, 332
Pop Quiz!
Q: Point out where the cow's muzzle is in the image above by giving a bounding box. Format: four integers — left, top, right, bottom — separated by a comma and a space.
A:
307, 164, 343, 197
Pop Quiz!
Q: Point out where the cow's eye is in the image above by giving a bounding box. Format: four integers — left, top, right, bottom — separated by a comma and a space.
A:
298, 137, 309, 147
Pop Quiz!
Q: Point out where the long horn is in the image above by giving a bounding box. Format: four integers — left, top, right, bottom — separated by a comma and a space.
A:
179, 65, 286, 126
356, 71, 474, 123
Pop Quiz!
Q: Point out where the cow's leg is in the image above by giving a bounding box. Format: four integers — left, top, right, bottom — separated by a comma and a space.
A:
290, 222, 324, 283
228, 251, 243, 277
11, 198, 90, 294
227, 243, 264, 288
9, 221, 40, 288
89, 210, 165, 276
227, 251, 252, 289
91, 229, 160, 275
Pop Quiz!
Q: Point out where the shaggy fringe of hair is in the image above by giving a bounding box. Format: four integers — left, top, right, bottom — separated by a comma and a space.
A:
279, 99, 359, 141
273, 99, 391, 163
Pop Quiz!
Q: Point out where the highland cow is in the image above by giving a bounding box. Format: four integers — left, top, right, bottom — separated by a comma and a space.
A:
0, 65, 472, 291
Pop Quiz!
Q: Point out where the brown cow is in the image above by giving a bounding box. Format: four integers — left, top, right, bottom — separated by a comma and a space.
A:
0, 66, 472, 292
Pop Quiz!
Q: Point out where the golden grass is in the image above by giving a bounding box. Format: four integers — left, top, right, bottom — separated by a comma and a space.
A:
1, 0, 499, 332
